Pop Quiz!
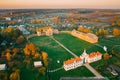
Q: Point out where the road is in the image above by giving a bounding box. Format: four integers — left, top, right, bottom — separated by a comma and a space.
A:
50, 36, 78, 57
84, 63, 103, 78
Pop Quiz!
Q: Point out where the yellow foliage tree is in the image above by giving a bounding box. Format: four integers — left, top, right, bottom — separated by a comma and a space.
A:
39, 67, 46, 76
6, 27, 13, 33
12, 48, 19, 57
42, 51, 48, 60
103, 53, 110, 60
77, 27, 91, 33
42, 51, 48, 67
6, 52, 11, 61
113, 28, 120, 36
9, 69, 20, 80
96, 29, 108, 36
24, 43, 37, 56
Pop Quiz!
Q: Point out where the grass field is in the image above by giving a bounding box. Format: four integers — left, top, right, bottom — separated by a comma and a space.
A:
98, 36, 120, 51
29, 33, 120, 80
29, 36, 73, 70
53, 33, 105, 55
29, 35, 95, 80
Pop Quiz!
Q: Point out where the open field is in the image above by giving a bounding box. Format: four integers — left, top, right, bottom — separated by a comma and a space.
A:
29, 36, 73, 70
98, 36, 120, 51
53, 33, 105, 55
29, 35, 95, 80
90, 36, 120, 79
29, 33, 120, 80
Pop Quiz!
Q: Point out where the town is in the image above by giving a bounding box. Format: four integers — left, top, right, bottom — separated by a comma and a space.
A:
0, 9, 120, 80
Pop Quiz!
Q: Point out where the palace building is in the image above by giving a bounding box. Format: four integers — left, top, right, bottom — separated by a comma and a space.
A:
71, 29, 98, 43
36, 27, 53, 36
64, 57, 83, 71
63, 50, 102, 71
36, 27, 59, 36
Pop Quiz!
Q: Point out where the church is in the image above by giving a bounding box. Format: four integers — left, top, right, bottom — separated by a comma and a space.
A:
63, 50, 102, 71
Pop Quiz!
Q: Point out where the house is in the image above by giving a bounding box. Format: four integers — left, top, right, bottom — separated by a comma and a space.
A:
36, 27, 59, 36
34, 61, 42, 67
53, 29, 59, 34
5, 17, 11, 21
36, 27, 53, 36
87, 51, 102, 63
1, 40, 7, 46
0, 64, 6, 70
63, 57, 83, 71
63, 50, 102, 71
71, 29, 98, 43
17, 25, 30, 35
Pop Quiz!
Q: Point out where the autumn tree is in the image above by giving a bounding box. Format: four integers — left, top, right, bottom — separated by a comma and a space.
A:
16, 35, 25, 44
6, 52, 11, 61
113, 28, 120, 36
12, 48, 19, 57
77, 27, 91, 33
96, 29, 108, 37
24, 43, 37, 56
103, 53, 110, 60
42, 51, 48, 66
39, 67, 46, 76
9, 69, 20, 80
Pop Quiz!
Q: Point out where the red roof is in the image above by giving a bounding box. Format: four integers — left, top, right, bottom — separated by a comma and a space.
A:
64, 57, 82, 65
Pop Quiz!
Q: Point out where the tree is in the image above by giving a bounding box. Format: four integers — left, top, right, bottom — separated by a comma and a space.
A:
6, 52, 11, 61
103, 53, 110, 60
23, 43, 37, 56
23, 48, 30, 56
16, 35, 24, 44
42, 52, 48, 66
39, 67, 46, 76
96, 29, 108, 37
42, 52, 48, 60
9, 69, 20, 80
12, 48, 19, 57
6, 27, 13, 33
113, 28, 120, 36
77, 27, 91, 33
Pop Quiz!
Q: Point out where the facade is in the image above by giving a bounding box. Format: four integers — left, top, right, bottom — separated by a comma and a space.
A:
17, 25, 30, 35
0, 64, 6, 70
34, 61, 42, 67
36, 27, 59, 36
63, 50, 102, 71
71, 29, 98, 43
64, 57, 83, 71
36, 27, 53, 36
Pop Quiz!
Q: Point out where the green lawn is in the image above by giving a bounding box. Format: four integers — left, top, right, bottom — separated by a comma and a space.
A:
98, 36, 120, 51
29, 36, 73, 70
53, 33, 105, 56
90, 36, 120, 79
49, 66, 94, 80
29, 35, 95, 80
29, 33, 120, 80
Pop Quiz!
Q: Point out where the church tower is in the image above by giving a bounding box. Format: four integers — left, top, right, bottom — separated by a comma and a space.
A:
80, 49, 88, 63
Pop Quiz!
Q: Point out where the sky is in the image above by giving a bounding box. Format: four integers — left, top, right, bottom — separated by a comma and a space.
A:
0, 0, 120, 9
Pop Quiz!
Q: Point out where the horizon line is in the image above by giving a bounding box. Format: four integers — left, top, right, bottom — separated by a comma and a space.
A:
0, 7, 120, 10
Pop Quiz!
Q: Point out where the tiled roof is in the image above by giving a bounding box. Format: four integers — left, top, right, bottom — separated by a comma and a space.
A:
64, 57, 82, 65
89, 52, 102, 58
